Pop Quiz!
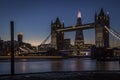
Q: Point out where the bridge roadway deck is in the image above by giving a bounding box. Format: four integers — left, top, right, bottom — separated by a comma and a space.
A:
1, 71, 120, 80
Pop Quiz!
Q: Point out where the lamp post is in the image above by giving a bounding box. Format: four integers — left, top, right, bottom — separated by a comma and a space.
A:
10, 21, 15, 75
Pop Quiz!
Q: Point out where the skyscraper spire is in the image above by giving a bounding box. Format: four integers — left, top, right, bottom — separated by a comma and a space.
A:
75, 10, 84, 55
77, 10, 82, 25
77, 10, 81, 18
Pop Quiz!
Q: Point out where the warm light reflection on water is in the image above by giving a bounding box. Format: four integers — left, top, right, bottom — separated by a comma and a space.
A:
0, 58, 120, 75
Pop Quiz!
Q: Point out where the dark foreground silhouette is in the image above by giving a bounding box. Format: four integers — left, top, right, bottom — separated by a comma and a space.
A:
1, 71, 120, 80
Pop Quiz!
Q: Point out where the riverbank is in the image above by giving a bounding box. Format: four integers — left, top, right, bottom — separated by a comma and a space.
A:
1, 71, 120, 80
0, 56, 64, 59
0, 56, 90, 59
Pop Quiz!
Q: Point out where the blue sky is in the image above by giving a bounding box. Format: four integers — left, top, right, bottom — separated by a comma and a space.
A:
0, 0, 120, 46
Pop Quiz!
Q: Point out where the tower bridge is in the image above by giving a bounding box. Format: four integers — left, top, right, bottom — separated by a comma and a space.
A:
38, 8, 120, 56
51, 8, 110, 51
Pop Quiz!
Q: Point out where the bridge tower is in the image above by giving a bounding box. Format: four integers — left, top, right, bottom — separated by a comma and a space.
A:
75, 11, 84, 48
95, 8, 110, 48
51, 17, 64, 50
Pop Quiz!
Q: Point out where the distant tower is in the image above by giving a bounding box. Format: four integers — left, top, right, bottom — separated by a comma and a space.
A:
51, 17, 64, 50
95, 8, 110, 48
75, 11, 84, 47
18, 32, 23, 45
0, 37, 4, 51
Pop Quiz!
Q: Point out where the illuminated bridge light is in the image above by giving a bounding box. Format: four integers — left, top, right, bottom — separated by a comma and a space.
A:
72, 25, 76, 28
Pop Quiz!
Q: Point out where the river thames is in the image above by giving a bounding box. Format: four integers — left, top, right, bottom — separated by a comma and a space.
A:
0, 58, 120, 75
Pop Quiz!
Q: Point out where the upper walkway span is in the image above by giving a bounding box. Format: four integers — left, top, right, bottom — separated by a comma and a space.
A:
56, 23, 95, 32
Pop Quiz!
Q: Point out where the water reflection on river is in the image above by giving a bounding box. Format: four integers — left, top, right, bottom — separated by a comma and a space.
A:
0, 58, 120, 75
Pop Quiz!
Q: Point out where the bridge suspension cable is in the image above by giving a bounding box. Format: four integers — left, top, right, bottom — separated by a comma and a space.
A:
39, 33, 51, 47
26, 47, 34, 53
19, 47, 28, 53
109, 28, 120, 38
104, 26, 120, 40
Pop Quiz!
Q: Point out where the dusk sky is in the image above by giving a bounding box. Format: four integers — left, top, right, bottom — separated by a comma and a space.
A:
0, 0, 120, 46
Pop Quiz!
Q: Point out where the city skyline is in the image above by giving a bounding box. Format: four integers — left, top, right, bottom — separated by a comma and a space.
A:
0, 0, 120, 46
